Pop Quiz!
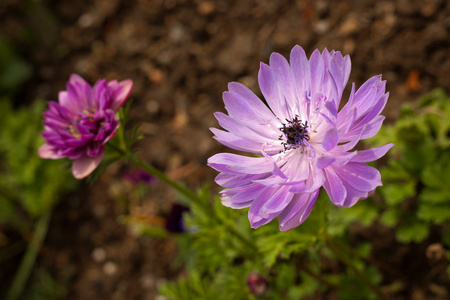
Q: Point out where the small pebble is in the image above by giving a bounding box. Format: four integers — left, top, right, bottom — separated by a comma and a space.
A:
92, 247, 107, 263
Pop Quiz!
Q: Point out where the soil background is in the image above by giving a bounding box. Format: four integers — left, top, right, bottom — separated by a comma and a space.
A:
2, 0, 450, 299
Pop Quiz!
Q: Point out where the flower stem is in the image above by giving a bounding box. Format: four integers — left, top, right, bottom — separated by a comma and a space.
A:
130, 155, 258, 253
130, 156, 200, 205
325, 235, 389, 300
298, 263, 337, 290
6, 211, 51, 300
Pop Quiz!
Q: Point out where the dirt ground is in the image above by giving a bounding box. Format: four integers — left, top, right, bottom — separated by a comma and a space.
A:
2, 0, 450, 299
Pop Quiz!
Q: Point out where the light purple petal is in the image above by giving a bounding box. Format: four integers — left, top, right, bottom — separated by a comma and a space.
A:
208, 153, 275, 174
258, 63, 289, 119
72, 149, 104, 179
259, 185, 294, 217
38, 144, 64, 159
316, 156, 335, 169
323, 167, 347, 206
108, 79, 133, 111
269, 52, 297, 115
351, 143, 394, 163
223, 91, 277, 139
248, 187, 278, 228
322, 127, 339, 151
214, 112, 277, 143
211, 128, 280, 154
278, 190, 319, 231
309, 49, 325, 96
337, 162, 382, 191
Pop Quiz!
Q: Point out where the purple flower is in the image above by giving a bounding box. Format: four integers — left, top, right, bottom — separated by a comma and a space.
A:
38, 74, 133, 179
247, 272, 268, 297
165, 203, 190, 233
208, 46, 394, 231
123, 169, 158, 186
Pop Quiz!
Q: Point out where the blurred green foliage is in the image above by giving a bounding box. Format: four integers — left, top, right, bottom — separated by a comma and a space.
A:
370, 89, 450, 244
0, 99, 76, 220
0, 99, 77, 300
0, 35, 32, 98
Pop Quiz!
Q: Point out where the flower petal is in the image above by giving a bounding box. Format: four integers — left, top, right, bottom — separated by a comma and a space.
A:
278, 190, 319, 231
259, 62, 289, 119
351, 143, 394, 163
108, 79, 133, 111
72, 149, 104, 179
323, 167, 347, 206
38, 144, 64, 159
322, 127, 339, 152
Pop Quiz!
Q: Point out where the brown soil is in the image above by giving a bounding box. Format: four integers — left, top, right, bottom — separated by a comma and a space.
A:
2, 0, 450, 299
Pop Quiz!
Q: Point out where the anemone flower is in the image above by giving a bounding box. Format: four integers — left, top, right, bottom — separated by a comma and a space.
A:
208, 45, 393, 231
39, 74, 133, 179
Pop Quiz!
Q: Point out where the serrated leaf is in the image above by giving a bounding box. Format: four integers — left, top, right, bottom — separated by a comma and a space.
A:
396, 221, 429, 243
380, 209, 399, 227
381, 180, 416, 206
417, 204, 450, 224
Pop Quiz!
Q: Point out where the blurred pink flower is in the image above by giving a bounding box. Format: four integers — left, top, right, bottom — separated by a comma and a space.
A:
39, 74, 133, 178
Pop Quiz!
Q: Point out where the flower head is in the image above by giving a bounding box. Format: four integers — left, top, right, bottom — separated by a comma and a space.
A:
247, 272, 268, 297
39, 74, 133, 179
123, 169, 157, 186
208, 46, 393, 231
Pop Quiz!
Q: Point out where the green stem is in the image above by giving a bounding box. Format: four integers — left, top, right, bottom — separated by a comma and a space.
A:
130, 155, 258, 254
6, 211, 51, 300
110, 126, 258, 253
130, 156, 200, 205
330, 235, 402, 278
325, 236, 389, 300
298, 263, 337, 290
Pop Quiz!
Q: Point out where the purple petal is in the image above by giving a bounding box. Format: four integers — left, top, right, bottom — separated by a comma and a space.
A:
259, 185, 294, 217
290, 45, 309, 104
337, 162, 382, 192
108, 79, 133, 111
211, 128, 278, 154
248, 187, 278, 228
72, 149, 104, 179
227, 82, 275, 121
269, 52, 297, 115
215, 173, 265, 188
258, 62, 289, 119
223, 91, 276, 138
322, 127, 339, 151
214, 112, 277, 143
38, 144, 64, 159
278, 190, 319, 231
208, 153, 275, 174
309, 49, 325, 96
316, 156, 335, 169
351, 143, 394, 163
323, 167, 347, 206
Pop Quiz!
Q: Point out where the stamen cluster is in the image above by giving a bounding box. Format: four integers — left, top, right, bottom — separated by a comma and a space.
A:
279, 116, 309, 152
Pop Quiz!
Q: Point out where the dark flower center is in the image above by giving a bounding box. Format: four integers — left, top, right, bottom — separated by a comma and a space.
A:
68, 109, 104, 138
279, 116, 309, 152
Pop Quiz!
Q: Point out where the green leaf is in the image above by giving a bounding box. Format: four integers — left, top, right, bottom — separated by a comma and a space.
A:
380, 209, 399, 227
417, 204, 450, 224
396, 220, 429, 243
327, 200, 379, 237
380, 180, 416, 206
0, 99, 76, 218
